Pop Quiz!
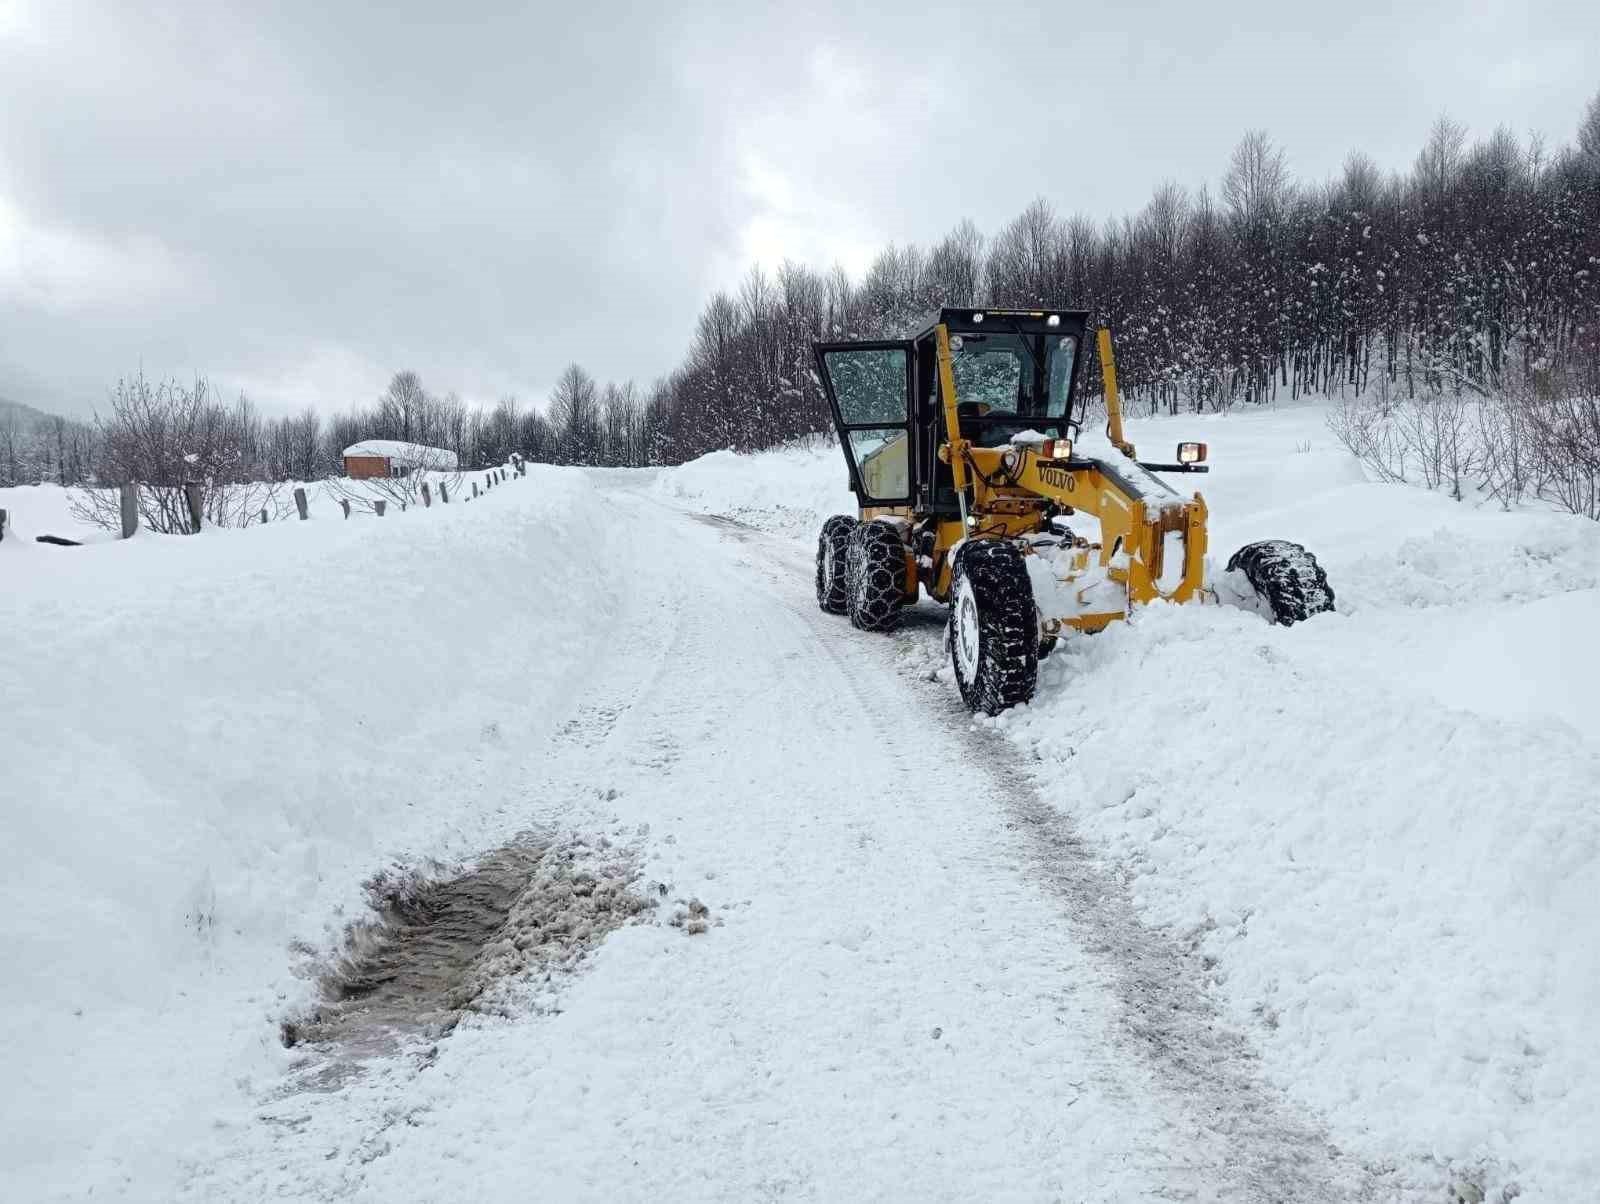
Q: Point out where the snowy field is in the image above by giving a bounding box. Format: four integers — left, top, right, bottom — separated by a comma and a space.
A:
3, 404, 1597, 1202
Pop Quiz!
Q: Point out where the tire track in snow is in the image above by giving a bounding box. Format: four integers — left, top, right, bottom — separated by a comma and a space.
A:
686, 507, 1384, 1203
185, 497, 698, 1201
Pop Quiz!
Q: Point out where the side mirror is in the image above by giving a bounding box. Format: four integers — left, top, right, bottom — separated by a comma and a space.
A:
1177, 441, 1207, 465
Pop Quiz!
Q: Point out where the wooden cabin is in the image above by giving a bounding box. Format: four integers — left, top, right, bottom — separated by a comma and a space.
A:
341, 440, 459, 479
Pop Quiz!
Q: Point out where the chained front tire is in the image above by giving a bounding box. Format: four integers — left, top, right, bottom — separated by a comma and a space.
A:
1225, 540, 1335, 625
847, 520, 907, 632
815, 515, 857, 614
949, 540, 1039, 714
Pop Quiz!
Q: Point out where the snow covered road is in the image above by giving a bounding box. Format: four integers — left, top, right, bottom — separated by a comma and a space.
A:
5, 469, 1379, 1201
178, 481, 1375, 1201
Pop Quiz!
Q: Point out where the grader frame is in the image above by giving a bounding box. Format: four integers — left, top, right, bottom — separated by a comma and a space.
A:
818, 309, 1211, 628
814, 306, 1333, 713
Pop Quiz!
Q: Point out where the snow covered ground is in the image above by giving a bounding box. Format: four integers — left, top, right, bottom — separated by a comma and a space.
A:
2, 466, 638, 1198
3, 403, 1596, 1201
656, 401, 1600, 1203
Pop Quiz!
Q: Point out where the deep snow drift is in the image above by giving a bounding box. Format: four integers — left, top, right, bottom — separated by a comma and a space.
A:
658, 401, 1600, 1203
1, 467, 643, 1198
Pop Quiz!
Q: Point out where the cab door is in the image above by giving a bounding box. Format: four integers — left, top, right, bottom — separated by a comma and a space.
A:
813, 340, 914, 508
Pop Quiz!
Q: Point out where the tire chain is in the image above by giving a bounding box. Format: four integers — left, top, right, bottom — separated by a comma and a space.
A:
950, 540, 1039, 714
1225, 540, 1335, 625
847, 520, 907, 632
815, 514, 857, 614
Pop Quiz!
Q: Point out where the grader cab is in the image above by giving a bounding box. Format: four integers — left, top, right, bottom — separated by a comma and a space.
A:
813, 307, 1334, 713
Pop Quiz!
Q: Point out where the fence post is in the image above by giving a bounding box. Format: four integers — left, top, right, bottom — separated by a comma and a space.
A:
294, 487, 308, 520
259, 507, 268, 525
422, 482, 432, 508
439, 483, 449, 503
120, 483, 139, 539
472, 482, 480, 498
183, 482, 203, 533
340, 498, 351, 519
0, 508, 7, 542
374, 500, 387, 517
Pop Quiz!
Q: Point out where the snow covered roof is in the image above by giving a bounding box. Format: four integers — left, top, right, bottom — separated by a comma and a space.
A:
342, 440, 458, 471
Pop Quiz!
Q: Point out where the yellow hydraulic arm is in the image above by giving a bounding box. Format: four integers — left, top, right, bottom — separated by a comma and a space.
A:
1097, 327, 1136, 459
935, 323, 971, 523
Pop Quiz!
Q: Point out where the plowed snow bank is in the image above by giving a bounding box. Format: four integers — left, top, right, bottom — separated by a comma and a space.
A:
0, 466, 630, 1200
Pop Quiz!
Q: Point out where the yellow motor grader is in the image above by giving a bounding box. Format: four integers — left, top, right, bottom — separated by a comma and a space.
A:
813, 307, 1333, 713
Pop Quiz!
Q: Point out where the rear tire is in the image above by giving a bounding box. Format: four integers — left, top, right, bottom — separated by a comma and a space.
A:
815, 515, 856, 614
1225, 540, 1335, 625
949, 540, 1039, 714
847, 520, 907, 632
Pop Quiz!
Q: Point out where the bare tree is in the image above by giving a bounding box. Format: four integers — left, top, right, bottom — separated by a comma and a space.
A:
1340, 150, 1383, 211
1413, 115, 1467, 202
0, 407, 21, 485
71, 373, 284, 533
1576, 88, 1600, 164
1222, 130, 1289, 226
549, 363, 602, 465
379, 371, 427, 443
926, 219, 984, 305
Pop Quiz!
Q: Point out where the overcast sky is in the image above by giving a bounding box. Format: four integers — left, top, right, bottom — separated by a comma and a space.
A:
2, 0, 1596, 418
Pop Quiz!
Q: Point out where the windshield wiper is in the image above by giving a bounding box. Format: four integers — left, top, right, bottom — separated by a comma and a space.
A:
1003, 316, 1052, 415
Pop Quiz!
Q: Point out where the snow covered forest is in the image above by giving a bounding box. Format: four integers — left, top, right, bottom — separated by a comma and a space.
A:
5, 98, 1598, 513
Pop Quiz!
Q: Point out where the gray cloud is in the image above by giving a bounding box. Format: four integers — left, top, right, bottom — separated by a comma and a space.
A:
2, 0, 1597, 417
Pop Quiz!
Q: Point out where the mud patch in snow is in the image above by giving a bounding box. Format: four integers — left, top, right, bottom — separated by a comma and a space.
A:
282, 833, 652, 1085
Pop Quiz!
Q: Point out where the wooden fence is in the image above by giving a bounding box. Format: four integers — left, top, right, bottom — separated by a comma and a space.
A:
15, 459, 531, 545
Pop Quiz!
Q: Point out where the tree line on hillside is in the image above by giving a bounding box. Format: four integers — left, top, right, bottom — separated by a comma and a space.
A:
610, 96, 1600, 461
0, 402, 98, 488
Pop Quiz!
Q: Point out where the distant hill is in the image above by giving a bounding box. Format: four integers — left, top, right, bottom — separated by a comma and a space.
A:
0, 395, 72, 427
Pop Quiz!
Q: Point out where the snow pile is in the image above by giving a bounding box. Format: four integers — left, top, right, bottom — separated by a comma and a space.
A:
997, 604, 1600, 1199
0, 481, 115, 542
0, 464, 632, 1201
0, 471, 494, 546
652, 442, 855, 539
657, 399, 1600, 1201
